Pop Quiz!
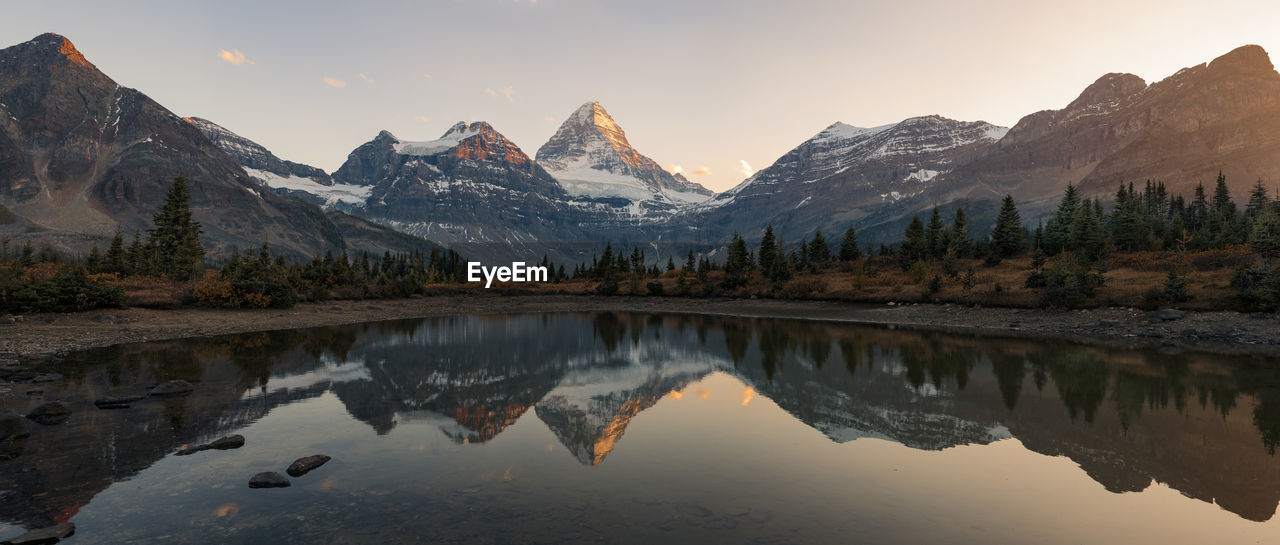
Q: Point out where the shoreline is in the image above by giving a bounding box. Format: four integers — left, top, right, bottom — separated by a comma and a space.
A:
2, 295, 1278, 364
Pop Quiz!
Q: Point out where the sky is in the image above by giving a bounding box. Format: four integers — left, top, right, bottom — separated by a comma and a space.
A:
4, 0, 1280, 192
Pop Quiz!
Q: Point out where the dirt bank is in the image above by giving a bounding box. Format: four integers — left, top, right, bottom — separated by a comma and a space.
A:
2, 295, 1277, 364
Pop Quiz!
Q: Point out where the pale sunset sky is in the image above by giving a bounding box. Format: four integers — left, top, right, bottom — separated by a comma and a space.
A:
3, 0, 1279, 192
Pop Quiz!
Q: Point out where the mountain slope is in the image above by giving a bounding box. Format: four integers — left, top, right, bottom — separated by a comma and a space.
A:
185, 116, 334, 186
687, 115, 1007, 244
0, 33, 344, 257
536, 102, 713, 206
931, 44, 1280, 214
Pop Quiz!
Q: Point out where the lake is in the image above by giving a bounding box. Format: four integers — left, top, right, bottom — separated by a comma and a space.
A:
2, 312, 1280, 544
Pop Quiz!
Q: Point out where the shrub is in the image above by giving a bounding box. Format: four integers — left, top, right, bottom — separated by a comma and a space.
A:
780, 277, 827, 299
0, 263, 124, 313
1043, 261, 1105, 308
646, 281, 664, 296
1231, 266, 1280, 311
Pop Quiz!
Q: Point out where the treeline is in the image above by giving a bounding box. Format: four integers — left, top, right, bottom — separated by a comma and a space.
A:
1020, 175, 1280, 309
194, 244, 467, 308
573, 172, 1280, 310
2, 176, 470, 312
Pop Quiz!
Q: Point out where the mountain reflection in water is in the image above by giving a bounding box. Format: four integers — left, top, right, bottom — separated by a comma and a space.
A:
2, 313, 1279, 544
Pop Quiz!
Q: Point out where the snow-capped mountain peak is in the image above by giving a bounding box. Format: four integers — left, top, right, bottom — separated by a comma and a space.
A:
536, 101, 713, 206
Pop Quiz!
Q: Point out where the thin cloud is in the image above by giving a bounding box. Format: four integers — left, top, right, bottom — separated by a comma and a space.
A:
692, 167, 712, 176
484, 86, 516, 102
544, 115, 557, 124
217, 49, 250, 65
414, 115, 430, 122
323, 77, 347, 88
359, 73, 375, 85
666, 165, 684, 175
738, 160, 755, 178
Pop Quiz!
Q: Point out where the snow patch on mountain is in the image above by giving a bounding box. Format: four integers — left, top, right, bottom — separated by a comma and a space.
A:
245, 168, 370, 206
393, 122, 481, 156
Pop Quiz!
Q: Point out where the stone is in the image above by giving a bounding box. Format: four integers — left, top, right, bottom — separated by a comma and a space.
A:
1, 522, 75, 544
1, 409, 29, 442
248, 471, 291, 488
90, 314, 116, 323
149, 380, 194, 396
1155, 309, 1186, 321
94, 394, 144, 409
177, 435, 245, 456
286, 454, 331, 477
24, 401, 71, 425
0, 314, 14, 325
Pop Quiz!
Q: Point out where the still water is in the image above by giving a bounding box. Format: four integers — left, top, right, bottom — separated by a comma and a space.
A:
2, 313, 1280, 544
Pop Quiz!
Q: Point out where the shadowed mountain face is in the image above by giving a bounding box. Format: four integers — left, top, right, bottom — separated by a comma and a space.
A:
893, 44, 1280, 226
5, 312, 1280, 541
0, 34, 350, 257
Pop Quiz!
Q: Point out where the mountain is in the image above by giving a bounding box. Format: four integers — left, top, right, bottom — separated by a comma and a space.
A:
687, 115, 1008, 244
329, 121, 649, 262
923, 44, 1280, 218
535, 102, 713, 207
185, 116, 333, 186
0, 33, 352, 257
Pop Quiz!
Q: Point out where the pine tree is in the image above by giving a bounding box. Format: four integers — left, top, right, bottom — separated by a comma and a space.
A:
666, 257, 675, 272
925, 207, 947, 259
839, 226, 861, 261
1250, 206, 1280, 264
126, 231, 145, 275
723, 233, 751, 287
759, 225, 777, 273
685, 249, 696, 272
105, 229, 126, 275
901, 216, 927, 265
1044, 184, 1080, 254
147, 176, 205, 280
1247, 179, 1271, 217
808, 229, 830, 267
86, 244, 103, 273
950, 208, 970, 258
18, 240, 34, 266
991, 195, 1026, 259
1069, 198, 1105, 261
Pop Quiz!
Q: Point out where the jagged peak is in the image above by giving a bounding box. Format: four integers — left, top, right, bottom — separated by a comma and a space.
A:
441, 121, 494, 139
1208, 44, 1274, 75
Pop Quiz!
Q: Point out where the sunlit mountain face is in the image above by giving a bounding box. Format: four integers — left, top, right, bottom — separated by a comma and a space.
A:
3, 314, 1280, 543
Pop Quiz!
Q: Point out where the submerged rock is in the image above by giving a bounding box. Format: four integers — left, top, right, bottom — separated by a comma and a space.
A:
149, 380, 194, 397
24, 401, 71, 425
1, 409, 29, 442
1, 522, 75, 544
1154, 309, 1186, 321
177, 435, 245, 456
94, 394, 144, 409
248, 471, 291, 488
286, 454, 331, 477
